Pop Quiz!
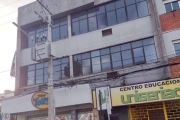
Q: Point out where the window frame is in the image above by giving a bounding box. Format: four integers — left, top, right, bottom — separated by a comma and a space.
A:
164, 0, 180, 12
71, 0, 149, 36
73, 37, 157, 76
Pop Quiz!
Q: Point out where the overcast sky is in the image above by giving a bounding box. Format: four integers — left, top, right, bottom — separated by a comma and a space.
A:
0, 0, 35, 93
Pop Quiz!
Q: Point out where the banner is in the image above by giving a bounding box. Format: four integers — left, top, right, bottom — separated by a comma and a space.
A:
93, 78, 180, 108
95, 86, 112, 110
111, 78, 180, 106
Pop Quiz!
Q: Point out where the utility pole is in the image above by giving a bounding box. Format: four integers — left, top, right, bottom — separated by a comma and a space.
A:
13, 0, 55, 119
35, 0, 55, 119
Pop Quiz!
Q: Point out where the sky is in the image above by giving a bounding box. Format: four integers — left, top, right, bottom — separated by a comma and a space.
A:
0, 0, 36, 93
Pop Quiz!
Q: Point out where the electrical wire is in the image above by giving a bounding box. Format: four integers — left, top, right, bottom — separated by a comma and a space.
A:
0, 0, 22, 9
0, 11, 17, 19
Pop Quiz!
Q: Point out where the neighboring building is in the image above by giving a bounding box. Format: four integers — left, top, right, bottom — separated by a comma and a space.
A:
0, 90, 14, 119
2, 0, 180, 120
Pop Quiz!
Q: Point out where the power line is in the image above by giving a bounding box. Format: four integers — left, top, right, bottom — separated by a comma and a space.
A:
0, 70, 10, 73
0, 19, 16, 27
0, 11, 17, 19
0, 0, 22, 9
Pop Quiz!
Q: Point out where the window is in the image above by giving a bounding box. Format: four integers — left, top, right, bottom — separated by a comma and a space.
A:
71, 0, 149, 36
174, 42, 180, 56
52, 17, 68, 41
165, 1, 180, 12
27, 62, 48, 85
27, 57, 70, 86
73, 37, 157, 76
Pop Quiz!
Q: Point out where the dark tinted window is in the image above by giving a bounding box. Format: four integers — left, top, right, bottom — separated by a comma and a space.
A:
137, 1, 149, 17
73, 37, 157, 77
97, 14, 107, 29
107, 11, 117, 25
116, 8, 127, 23
174, 43, 180, 56
172, 1, 179, 10
127, 4, 138, 20
165, 3, 172, 12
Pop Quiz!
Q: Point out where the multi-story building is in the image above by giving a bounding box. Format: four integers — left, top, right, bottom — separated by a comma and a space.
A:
2, 0, 180, 120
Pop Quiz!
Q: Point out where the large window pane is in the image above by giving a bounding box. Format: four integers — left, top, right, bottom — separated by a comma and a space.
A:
53, 59, 61, 65
91, 50, 100, 57
115, 0, 125, 9
60, 17, 67, 26
137, 1, 149, 17
121, 43, 131, 51
54, 65, 61, 73
36, 75, 43, 84
97, 6, 105, 15
72, 13, 79, 22
82, 59, 91, 67
165, 3, 172, 12
28, 77, 35, 85
88, 16, 97, 31
106, 3, 115, 12
62, 57, 69, 64
36, 69, 43, 76
28, 34, 35, 47
125, 0, 135, 6
112, 61, 122, 69
53, 72, 61, 80
101, 55, 110, 63
80, 19, 88, 33
83, 67, 91, 75
127, 4, 138, 20
28, 71, 35, 78
143, 37, 154, 45
112, 53, 121, 61
122, 50, 133, 67
88, 8, 96, 17
107, 11, 117, 26
28, 65, 35, 71
97, 14, 107, 29
174, 43, 180, 56
133, 47, 145, 64
172, 1, 179, 10
36, 63, 43, 69
144, 45, 157, 62
111, 46, 120, 53
102, 63, 111, 71
92, 65, 101, 73
79, 11, 87, 20
82, 53, 90, 59
74, 55, 81, 61
101, 48, 110, 55
132, 40, 142, 48
60, 25, 68, 39
52, 27, 60, 41
72, 22, 79, 35
92, 57, 101, 65
116, 7, 127, 23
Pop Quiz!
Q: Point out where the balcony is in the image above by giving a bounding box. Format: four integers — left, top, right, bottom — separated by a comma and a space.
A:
160, 9, 180, 32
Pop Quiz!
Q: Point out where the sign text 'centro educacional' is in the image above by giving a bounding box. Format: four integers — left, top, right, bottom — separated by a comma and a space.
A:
31, 91, 48, 110
110, 78, 180, 106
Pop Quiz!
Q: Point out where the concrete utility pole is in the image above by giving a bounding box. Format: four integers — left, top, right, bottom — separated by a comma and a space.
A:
35, 1, 55, 119
13, 0, 55, 119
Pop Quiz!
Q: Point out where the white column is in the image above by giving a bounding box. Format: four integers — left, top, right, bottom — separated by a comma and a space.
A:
68, 15, 72, 38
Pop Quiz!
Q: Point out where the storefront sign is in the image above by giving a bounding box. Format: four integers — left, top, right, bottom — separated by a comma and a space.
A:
31, 91, 48, 110
111, 78, 180, 106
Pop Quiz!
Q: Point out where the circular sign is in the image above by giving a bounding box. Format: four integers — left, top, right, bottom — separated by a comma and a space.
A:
31, 91, 48, 110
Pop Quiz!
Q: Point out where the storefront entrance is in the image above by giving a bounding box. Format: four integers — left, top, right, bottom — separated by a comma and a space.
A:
148, 109, 165, 120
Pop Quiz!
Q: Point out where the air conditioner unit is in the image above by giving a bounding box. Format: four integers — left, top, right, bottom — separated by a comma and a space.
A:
31, 41, 52, 62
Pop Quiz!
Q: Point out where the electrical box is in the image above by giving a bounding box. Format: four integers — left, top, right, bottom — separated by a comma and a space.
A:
31, 41, 52, 62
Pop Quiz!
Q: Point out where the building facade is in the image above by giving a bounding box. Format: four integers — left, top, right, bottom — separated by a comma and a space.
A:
2, 0, 180, 120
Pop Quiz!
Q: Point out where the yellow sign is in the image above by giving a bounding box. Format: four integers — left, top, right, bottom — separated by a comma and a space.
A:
93, 78, 180, 108
31, 91, 48, 110
111, 78, 180, 106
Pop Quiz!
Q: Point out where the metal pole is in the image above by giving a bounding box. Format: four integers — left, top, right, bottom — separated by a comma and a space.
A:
99, 90, 102, 120
47, 14, 55, 120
